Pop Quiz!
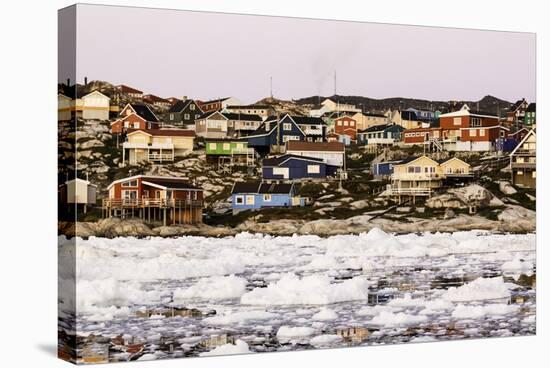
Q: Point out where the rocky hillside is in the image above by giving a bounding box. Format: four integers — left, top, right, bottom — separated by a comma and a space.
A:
295, 94, 512, 116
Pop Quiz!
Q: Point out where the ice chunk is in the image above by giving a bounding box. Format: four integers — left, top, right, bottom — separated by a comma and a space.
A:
199, 339, 251, 357
173, 275, 247, 300
443, 277, 513, 302
241, 274, 370, 305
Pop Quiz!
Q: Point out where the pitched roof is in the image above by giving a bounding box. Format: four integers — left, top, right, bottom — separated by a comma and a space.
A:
259, 183, 294, 194
107, 175, 200, 190
231, 181, 294, 194
262, 154, 324, 167
142, 178, 200, 190
201, 97, 232, 104
290, 116, 326, 125
168, 99, 194, 113
127, 103, 159, 122
286, 141, 345, 152
394, 155, 439, 166
231, 182, 262, 194
510, 98, 527, 112
223, 112, 263, 121
360, 123, 393, 133
127, 128, 195, 137
526, 102, 536, 112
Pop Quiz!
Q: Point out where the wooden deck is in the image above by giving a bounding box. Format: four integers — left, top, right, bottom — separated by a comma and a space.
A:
102, 198, 203, 225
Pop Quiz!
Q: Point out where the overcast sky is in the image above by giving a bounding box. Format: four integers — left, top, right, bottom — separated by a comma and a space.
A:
70, 4, 536, 104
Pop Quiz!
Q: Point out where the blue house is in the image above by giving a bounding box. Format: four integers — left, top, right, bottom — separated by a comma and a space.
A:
262, 154, 339, 181
371, 160, 401, 179
231, 182, 305, 213
357, 124, 404, 145
244, 114, 306, 154
406, 107, 436, 122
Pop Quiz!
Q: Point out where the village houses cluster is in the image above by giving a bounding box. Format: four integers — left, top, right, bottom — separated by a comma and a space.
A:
58, 80, 537, 224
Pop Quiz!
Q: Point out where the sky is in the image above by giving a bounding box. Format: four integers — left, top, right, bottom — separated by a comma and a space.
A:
67, 4, 536, 104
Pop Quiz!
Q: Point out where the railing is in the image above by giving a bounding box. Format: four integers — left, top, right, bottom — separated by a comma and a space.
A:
391, 173, 442, 181
123, 142, 174, 149
512, 149, 536, 156
387, 187, 432, 196
103, 198, 203, 208
511, 162, 536, 169
444, 171, 474, 177
148, 153, 174, 161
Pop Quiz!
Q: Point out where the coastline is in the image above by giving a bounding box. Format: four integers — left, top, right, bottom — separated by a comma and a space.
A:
59, 204, 535, 239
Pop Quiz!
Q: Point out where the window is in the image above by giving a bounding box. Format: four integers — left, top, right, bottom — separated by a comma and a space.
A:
223, 143, 230, 150
236, 143, 244, 150
470, 129, 477, 137
479, 129, 486, 136
235, 195, 244, 204
124, 121, 129, 128
169, 113, 174, 120
532, 171, 536, 178
263, 194, 272, 202
307, 165, 320, 174
208, 143, 217, 150
190, 104, 195, 110
283, 123, 292, 131
122, 180, 138, 187
246, 195, 255, 205
184, 113, 190, 120
344, 121, 349, 126
273, 167, 289, 178
453, 117, 462, 126
471, 117, 482, 127
193, 191, 198, 200
283, 135, 300, 142
133, 122, 140, 129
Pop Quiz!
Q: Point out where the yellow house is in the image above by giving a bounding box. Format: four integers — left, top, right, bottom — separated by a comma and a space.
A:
122, 129, 195, 166
510, 129, 536, 188
389, 155, 471, 203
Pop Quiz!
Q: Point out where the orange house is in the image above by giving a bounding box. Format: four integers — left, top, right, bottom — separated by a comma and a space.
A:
334, 115, 357, 140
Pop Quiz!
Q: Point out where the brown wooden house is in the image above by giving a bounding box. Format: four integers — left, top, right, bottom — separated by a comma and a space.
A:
104, 175, 203, 225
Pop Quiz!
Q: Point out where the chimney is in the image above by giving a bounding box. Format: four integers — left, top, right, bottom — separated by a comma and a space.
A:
66, 78, 70, 86
84, 76, 88, 86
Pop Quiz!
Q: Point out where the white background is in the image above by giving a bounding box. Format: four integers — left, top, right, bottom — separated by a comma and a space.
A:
0, 0, 546, 367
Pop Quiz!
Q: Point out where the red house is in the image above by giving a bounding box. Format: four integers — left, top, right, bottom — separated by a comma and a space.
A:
104, 175, 203, 225
402, 127, 442, 144
334, 115, 357, 140
457, 125, 509, 151
110, 113, 160, 134
116, 84, 143, 100
439, 107, 499, 142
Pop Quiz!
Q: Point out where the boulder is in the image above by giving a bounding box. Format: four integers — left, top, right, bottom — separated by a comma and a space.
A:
499, 181, 518, 195
443, 208, 456, 219
79, 139, 105, 150
426, 184, 496, 209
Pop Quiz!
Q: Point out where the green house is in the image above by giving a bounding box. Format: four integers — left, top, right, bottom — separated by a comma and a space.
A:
524, 103, 536, 127
205, 140, 250, 155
